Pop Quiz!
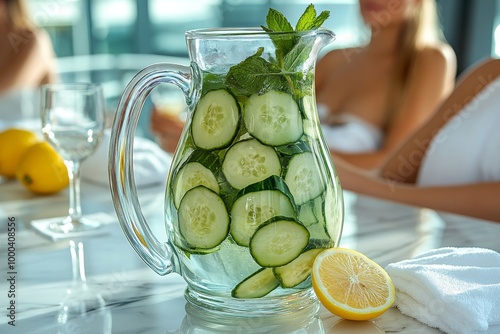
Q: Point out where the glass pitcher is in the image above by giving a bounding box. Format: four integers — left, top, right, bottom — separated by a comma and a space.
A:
108, 27, 344, 316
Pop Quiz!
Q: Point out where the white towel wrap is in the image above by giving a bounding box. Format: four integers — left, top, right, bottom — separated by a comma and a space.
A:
317, 104, 383, 153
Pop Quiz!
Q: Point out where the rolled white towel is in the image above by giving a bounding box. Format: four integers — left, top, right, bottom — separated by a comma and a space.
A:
82, 129, 172, 188
385, 247, 500, 334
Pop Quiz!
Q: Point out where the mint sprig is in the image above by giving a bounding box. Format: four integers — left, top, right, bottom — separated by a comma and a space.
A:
264, 8, 294, 32
225, 4, 331, 99
296, 4, 330, 31
225, 47, 287, 97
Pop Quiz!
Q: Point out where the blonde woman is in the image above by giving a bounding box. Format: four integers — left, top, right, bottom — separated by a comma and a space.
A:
0, 0, 57, 93
316, 0, 456, 168
335, 57, 500, 223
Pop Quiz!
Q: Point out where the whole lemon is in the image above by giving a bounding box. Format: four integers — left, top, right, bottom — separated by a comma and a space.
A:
0, 128, 40, 178
16, 142, 69, 194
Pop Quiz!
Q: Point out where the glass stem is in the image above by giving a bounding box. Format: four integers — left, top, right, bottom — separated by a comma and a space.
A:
66, 160, 82, 223
69, 240, 87, 285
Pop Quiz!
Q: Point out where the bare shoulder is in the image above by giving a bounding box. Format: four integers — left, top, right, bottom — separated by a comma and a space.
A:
10, 28, 53, 58
419, 43, 455, 60
318, 47, 360, 70
34, 29, 55, 54
414, 44, 457, 75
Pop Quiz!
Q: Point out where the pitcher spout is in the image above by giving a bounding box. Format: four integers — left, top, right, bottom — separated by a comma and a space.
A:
316, 27, 336, 49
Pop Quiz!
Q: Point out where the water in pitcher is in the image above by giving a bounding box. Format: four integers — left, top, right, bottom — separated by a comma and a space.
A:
165, 68, 343, 298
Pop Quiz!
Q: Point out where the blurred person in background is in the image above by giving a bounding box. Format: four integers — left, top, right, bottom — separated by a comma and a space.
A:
150, 0, 456, 160
317, 0, 456, 169
334, 57, 500, 223
0, 0, 57, 94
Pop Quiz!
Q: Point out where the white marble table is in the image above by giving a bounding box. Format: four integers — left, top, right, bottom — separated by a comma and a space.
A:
1, 176, 499, 334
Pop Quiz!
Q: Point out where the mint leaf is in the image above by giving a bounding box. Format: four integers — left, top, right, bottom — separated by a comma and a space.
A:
265, 8, 293, 32
262, 9, 295, 63
225, 47, 286, 97
296, 4, 330, 31
313, 10, 330, 28
283, 39, 313, 72
201, 72, 226, 96
295, 4, 317, 31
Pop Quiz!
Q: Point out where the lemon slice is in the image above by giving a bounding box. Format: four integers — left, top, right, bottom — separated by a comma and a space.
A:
312, 248, 395, 321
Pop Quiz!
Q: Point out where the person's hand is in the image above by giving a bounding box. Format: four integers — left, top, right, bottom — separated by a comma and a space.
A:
150, 107, 185, 153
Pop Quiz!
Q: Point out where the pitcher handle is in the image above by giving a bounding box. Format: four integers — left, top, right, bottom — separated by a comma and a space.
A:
108, 62, 195, 275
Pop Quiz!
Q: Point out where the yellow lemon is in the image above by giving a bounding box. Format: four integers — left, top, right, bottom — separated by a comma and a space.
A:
0, 128, 40, 178
16, 142, 69, 194
312, 248, 395, 321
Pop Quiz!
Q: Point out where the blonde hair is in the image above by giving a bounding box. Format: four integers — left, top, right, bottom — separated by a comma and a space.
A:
5, 0, 35, 31
383, 0, 445, 131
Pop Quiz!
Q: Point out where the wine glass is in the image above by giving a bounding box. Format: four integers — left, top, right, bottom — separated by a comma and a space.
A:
39, 83, 105, 236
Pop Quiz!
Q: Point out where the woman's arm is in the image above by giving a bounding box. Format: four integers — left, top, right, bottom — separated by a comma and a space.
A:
331, 44, 457, 169
150, 107, 184, 153
334, 158, 500, 223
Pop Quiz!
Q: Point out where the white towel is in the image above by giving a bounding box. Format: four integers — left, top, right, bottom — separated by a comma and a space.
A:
82, 129, 172, 188
385, 247, 500, 334
317, 104, 383, 153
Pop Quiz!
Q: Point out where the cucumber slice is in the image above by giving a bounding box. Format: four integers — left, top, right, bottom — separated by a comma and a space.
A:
178, 186, 229, 249
222, 139, 281, 190
300, 195, 330, 240
243, 90, 303, 146
250, 216, 309, 267
230, 176, 297, 247
173, 239, 221, 255
274, 248, 324, 288
284, 152, 326, 205
231, 267, 280, 299
300, 95, 321, 139
305, 185, 343, 244
191, 89, 240, 150
275, 140, 311, 156
300, 95, 316, 118
302, 118, 319, 140
172, 150, 221, 208
298, 200, 318, 227
322, 185, 344, 242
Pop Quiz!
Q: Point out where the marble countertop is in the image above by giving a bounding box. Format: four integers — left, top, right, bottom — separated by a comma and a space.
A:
1, 176, 499, 334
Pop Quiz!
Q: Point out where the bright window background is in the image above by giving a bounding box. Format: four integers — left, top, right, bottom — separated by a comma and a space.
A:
26, 0, 365, 58
495, 0, 500, 56
25, 0, 499, 70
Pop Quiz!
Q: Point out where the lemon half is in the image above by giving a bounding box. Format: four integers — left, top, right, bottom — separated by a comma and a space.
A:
312, 248, 395, 321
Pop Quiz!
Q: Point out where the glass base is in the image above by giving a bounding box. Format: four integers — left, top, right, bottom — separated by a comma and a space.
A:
179, 300, 323, 333
184, 287, 319, 318
31, 216, 105, 241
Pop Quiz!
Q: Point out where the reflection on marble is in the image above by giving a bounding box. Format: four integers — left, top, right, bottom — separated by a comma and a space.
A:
56, 241, 112, 334
1, 180, 499, 333
166, 302, 325, 334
